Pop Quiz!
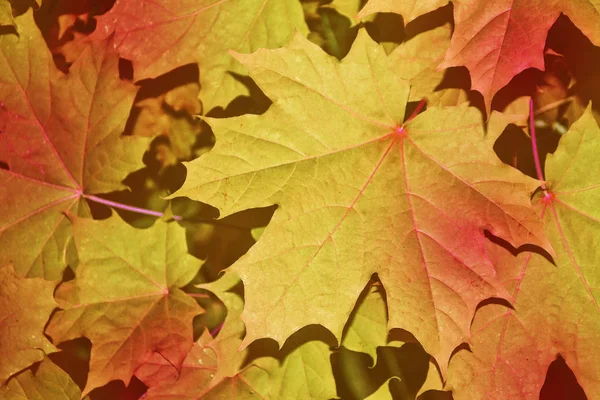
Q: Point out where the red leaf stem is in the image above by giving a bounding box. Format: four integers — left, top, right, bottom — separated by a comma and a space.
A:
83, 194, 182, 221
529, 98, 550, 198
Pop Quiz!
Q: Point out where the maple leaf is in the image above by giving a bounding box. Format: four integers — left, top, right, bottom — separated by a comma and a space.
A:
439, 0, 600, 114
136, 279, 267, 399
45, 215, 203, 395
0, 264, 57, 383
139, 273, 336, 399
171, 30, 552, 374
0, 10, 150, 279
198, 274, 254, 383
447, 106, 600, 399
91, 0, 309, 112
389, 24, 468, 107
0, 357, 88, 400
357, 0, 449, 24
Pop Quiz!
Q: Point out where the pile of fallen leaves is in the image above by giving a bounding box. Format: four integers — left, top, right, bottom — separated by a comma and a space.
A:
1, 0, 599, 399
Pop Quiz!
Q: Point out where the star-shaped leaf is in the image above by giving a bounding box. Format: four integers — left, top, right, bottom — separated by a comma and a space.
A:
0, 10, 150, 279
171, 30, 552, 374
91, 0, 309, 112
45, 215, 203, 395
0, 264, 57, 383
447, 105, 600, 399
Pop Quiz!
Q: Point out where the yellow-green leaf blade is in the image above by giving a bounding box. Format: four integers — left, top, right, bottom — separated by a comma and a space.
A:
46, 216, 203, 395
172, 30, 549, 375
358, 0, 449, 24
447, 106, 600, 399
92, 0, 309, 112
0, 264, 58, 383
0, 10, 149, 279
0, 357, 87, 400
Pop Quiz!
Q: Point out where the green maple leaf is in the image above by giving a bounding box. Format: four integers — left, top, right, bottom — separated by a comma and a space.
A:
0, 264, 57, 383
139, 274, 336, 399
0, 10, 149, 279
0, 357, 88, 400
171, 30, 552, 374
91, 0, 309, 112
439, 0, 600, 113
45, 215, 203, 395
447, 106, 600, 399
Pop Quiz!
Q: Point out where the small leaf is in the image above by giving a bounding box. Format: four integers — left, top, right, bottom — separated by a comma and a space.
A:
46, 215, 203, 395
141, 274, 337, 399
0, 10, 149, 279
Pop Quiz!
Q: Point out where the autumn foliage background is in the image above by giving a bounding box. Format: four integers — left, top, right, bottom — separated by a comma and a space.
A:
1, 0, 599, 399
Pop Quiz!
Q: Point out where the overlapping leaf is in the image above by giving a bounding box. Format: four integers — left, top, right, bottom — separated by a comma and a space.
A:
0, 357, 87, 400
322, 0, 365, 24
172, 30, 552, 374
0, 10, 149, 279
340, 281, 444, 398
439, 0, 600, 113
138, 274, 336, 399
0, 264, 57, 383
365, 378, 401, 400
447, 106, 600, 399
0, 1, 14, 28
389, 24, 468, 107
342, 284, 389, 362
46, 216, 203, 395
357, 0, 448, 24
91, 0, 309, 112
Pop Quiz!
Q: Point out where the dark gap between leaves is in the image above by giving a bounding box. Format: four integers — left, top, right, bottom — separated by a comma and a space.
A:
540, 355, 587, 400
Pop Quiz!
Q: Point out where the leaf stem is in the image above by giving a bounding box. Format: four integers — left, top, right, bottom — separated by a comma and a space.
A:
187, 293, 210, 299
82, 194, 182, 221
406, 99, 427, 124
534, 96, 574, 116
529, 99, 550, 198
210, 322, 224, 337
